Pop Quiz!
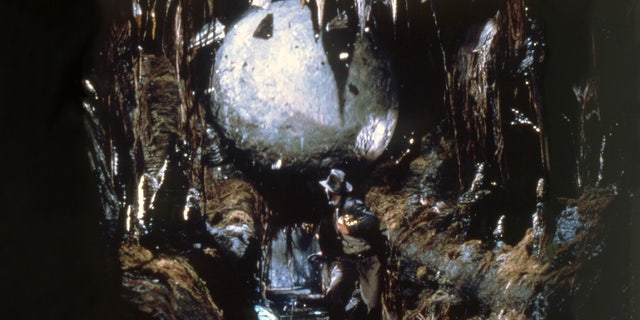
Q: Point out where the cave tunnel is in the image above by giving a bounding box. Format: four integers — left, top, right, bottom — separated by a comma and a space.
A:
2, 0, 638, 319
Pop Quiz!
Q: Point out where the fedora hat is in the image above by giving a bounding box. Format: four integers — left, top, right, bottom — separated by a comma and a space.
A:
319, 169, 353, 194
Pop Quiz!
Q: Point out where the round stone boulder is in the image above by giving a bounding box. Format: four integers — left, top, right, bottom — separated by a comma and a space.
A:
211, 0, 398, 172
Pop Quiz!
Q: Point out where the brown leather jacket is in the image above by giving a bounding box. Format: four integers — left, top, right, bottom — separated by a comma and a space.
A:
318, 196, 385, 260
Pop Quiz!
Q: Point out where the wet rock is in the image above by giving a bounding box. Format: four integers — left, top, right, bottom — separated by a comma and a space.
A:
548, 188, 615, 267
191, 178, 267, 319
439, 0, 547, 246
212, 0, 398, 172
455, 162, 505, 243
531, 178, 546, 258
365, 126, 620, 319
206, 223, 254, 260
126, 54, 192, 246
203, 178, 264, 261
552, 206, 584, 248
119, 243, 224, 319
134, 54, 182, 178
193, 178, 267, 319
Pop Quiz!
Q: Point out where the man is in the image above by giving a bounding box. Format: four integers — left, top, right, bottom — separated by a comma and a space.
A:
314, 168, 385, 320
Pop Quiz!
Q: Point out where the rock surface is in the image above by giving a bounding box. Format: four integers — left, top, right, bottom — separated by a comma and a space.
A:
203, 178, 264, 262
366, 135, 618, 319
195, 177, 267, 319
211, 0, 398, 172
119, 243, 224, 320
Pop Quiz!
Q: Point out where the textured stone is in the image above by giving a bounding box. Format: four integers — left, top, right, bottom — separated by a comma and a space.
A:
211, 0, 398, 172
119, 244, 224, 320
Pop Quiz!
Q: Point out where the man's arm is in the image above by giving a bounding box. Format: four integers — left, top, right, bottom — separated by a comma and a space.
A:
316, 212, 342, 260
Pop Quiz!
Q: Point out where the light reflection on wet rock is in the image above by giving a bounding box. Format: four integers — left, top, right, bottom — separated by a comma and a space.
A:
212, 0, 398, 172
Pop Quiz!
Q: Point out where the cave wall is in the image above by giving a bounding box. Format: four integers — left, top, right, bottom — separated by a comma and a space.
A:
369, 0, 639, 319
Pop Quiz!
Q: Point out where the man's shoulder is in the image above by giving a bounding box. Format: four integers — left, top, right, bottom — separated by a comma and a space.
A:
342, 196, 376, 217
342, 196, 366, 210
340, 196, 383, 238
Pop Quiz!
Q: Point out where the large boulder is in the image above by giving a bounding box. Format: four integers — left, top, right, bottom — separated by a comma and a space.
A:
211, 0, 398, 172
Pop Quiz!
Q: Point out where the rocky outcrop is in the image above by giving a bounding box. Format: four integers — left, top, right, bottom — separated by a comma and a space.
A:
191, 177, 268, 320
367, 136, 618, 319
203, 178, 264, 262
119, 243, 224, 319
